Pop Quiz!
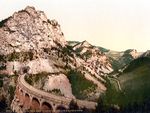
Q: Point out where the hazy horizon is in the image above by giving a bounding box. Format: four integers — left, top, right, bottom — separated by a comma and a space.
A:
0, 0, 150, 52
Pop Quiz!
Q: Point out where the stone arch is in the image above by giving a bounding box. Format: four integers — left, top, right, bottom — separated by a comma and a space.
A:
31, 97, 40, 110
20, 89, 24, 96
41, 102, 53, 112
24, 93, 30, 109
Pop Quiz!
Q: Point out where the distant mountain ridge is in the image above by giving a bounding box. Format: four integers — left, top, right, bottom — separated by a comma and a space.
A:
140, 50, 150, 57
68, 41, 109, 52
68, 41, 143, 71
106, 49, 140, 70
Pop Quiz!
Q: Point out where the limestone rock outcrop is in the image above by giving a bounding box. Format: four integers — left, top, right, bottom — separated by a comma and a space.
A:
73, 40, 113, 76
0, 6, 66, 55
43, 74, 75, 98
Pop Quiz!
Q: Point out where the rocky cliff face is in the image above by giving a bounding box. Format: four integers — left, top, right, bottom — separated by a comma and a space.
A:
0, 6, 70, 76
73, 40, 113, 75
0, 6, 66, 56
0, 6, 68, 111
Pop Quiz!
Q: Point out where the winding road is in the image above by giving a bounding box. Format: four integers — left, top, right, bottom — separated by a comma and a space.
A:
108, 77, 122, 91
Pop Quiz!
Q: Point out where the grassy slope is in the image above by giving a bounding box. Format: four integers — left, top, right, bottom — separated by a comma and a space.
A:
118, 57, 150, 105
102, 57, 150, 107
67, 70, 96, 100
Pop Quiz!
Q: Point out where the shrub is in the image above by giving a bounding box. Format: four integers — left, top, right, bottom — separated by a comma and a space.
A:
8, 85, 15, 102
67, 70, 96, 99
0, 80, 3, 87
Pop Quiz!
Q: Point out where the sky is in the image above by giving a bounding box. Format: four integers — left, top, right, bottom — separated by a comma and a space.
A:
0, 0, 150, 51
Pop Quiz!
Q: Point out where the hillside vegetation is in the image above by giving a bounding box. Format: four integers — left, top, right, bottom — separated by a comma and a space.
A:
67, 70, 97, 100
98, 57, 150, 112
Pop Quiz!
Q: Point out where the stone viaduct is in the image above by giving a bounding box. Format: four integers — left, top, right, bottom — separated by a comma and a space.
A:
11, 74, 97, 113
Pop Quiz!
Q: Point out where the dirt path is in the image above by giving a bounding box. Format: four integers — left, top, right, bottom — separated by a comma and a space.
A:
108, 77, 122, 91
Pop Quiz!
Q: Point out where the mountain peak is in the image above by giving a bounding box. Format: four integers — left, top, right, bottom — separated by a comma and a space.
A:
25, 6, 36, 13
0, 6, 66, 55
81, 40, 92, 47
145, 50, 150, 53
141, 50, 150, 57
